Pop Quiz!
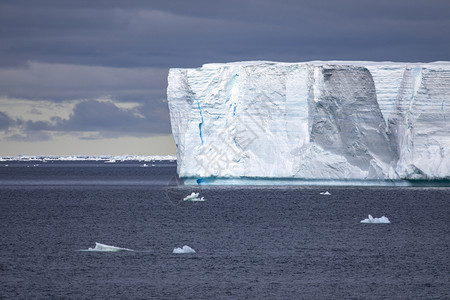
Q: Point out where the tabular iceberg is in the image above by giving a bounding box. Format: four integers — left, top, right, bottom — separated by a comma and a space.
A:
167, 61, 450, 185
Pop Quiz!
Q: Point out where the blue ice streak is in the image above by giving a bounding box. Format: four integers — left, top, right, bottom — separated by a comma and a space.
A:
197, 100, 204, 144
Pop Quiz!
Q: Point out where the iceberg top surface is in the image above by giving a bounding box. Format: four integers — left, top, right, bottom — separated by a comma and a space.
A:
173, 60, 450, 70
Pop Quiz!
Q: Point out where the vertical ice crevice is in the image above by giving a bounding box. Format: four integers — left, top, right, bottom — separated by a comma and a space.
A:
197, 99, 204, 145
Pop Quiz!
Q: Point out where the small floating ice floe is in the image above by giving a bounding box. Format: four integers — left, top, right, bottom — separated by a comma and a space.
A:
183, 192, 206, 202
173, 245, 196, 254
320, 191, 331, 195
360, 215, 390, 224
141, 163, 148, 167
85, 242, 134, 252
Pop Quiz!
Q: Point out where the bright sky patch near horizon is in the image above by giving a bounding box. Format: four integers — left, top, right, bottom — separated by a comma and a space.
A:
1, 0, 449, 155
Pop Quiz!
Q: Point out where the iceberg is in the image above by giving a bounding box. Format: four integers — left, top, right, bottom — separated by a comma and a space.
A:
319, 191, 331, 195
85, 242, 134, 252
360, 215, 391, 224
183, 192, 206, 201
167, 61, 450, 184
173, 245, 196, 254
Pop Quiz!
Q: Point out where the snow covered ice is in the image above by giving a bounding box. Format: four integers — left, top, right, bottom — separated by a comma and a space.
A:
167, 61, 450, 184
173, 245, 196, 254
360, 215, 391, 224
183, 192, 198, 200
85, 242, 134, 252
0, 154, 176, 162
183, 192, 206, 201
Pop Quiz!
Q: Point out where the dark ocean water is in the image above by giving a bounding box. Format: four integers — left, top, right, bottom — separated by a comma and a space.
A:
0, 161, 449, 299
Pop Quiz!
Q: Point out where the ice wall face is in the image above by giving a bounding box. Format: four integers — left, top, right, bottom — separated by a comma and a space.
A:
167, 61, 450, 182
389, 65, 450, 178
308, 66, 396, 178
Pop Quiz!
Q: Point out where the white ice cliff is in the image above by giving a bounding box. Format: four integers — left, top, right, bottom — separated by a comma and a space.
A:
167, 61, 450, 184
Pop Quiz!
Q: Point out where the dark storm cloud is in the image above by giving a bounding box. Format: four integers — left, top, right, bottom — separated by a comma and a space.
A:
0, 111, 14, 130
24, 99, 171, 138
0, 62, 167, 101
1, 0, 449, 69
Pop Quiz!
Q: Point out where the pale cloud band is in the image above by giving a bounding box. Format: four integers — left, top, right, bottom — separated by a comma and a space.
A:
0, 62, 172, 154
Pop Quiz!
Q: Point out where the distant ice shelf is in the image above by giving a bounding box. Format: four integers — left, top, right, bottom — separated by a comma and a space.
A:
0, 155, 176, 162
167, 60, 450, 185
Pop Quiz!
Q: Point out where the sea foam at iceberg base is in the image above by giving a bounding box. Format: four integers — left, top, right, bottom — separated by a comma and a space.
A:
167, 61, 450, 185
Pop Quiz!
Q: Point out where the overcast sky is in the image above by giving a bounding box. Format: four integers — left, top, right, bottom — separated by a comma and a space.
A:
1, 0, 449, 155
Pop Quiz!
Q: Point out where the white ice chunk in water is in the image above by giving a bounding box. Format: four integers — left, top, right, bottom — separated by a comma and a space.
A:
86, 242, 134, 252
173, 245, 196, 254
360, 215, 391, 224
183, 192, 198, 200
183, 192, 206, 201
320, 191, 331, 195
